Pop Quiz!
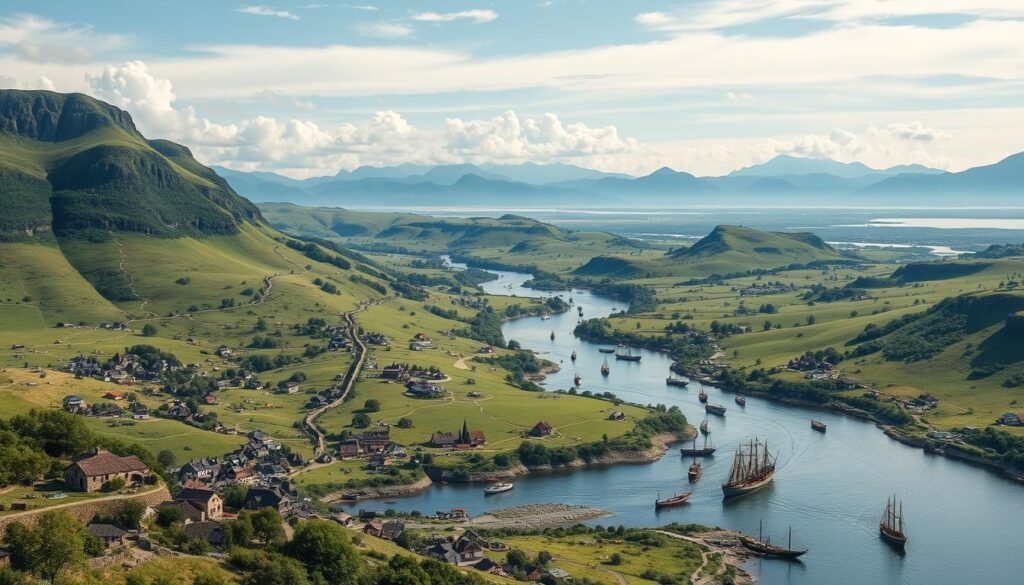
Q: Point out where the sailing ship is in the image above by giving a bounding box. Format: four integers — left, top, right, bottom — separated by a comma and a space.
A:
655, 492, 692, 509
541, 313, 551, 320
698, 389, 708, 403
666, 374, 689, 387
550, 331, 555, 340
680, 436, 716, 456
688, 459, 703, 482
598, 347, 616, 354
740, 521, 807, 559
705, 403, 727, 416
699, 416, 710, 435
484, 482, 514, 495
601, 358, 610, 376
615, 347, 642, 361
570, 351, 577, 361
735, 394, 746, 406
880, 496, 907, 549
811, 419, 827, 432
578, 306, 584, 316
722, 438, 776, 497
573, 373, 582, 386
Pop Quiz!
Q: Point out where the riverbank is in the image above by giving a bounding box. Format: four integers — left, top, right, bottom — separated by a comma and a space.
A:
321, 475, 434, 504
424, 430, 694, 483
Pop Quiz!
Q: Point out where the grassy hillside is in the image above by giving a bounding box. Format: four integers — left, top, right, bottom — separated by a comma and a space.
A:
576, 224, 851, 278
0, 89, 259, 240
261, 203, 643, 272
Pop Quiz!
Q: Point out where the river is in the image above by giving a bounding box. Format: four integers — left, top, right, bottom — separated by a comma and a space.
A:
340, 261, 1024, 585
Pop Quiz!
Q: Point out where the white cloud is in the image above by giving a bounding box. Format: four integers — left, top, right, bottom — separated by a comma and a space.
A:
237, 5, 300, 20
412, 9, 498, 24
726, 91, 754, 103
354, 21, 413, 38
343, 4, 379, 10
635, 12, 674, 28
87, 61, 180, 134
0, 75, 56, 91
886, 121, 948, 142
0, 14, 127, 64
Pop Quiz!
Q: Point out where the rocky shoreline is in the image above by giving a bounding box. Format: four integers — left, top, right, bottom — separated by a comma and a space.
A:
320, 475, 434, 504
469, 503, 612, 530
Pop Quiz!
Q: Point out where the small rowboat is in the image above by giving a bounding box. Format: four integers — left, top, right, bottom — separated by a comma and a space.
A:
698, 390, 708, 403
811, 420, 827, 432
655, 492, 692, 509
688, 460, 703, 483
735, 395, 746, 406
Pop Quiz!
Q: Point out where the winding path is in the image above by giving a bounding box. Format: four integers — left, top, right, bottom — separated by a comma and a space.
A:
302, 302, 371, 457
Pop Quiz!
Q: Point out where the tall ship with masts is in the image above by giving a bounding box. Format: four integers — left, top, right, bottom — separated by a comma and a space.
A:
722, 438, 776, 497
880, 496, 907, 549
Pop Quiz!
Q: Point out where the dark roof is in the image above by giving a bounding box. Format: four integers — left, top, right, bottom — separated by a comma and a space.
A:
88, 523, 126, 538
69, 450, 148, 477
183, 521, 224, 543
175, 487, 219, 504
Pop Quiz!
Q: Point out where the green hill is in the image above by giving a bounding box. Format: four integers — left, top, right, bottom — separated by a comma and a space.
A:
0, 91, 385, 327
576, 224, 850, 277
0, 90, 259, 240
260, 203, 641, 271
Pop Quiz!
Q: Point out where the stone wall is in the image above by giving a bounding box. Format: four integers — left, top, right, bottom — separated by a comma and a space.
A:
0, 485, 170, 536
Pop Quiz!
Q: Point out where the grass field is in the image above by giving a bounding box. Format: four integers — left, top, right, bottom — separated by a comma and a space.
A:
488, 531, 706, 585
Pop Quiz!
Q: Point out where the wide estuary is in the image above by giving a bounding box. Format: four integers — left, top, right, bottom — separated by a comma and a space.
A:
339, 262, 1024, 585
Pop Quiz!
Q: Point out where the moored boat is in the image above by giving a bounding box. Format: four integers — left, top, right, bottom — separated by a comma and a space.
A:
550, 331, 555, 340
699, 416, 710, 435
811, 419, 827, 432
880, 496, 907, 549
541, 313, 551, 320
570, 351, 577, 361
615, 347, 642, 361
573, 373, 582, 386
688, 459, 703, 482
705, 403, 727, 415
600, 358, 610, 376
740, 522, 807, 559
681, 436, 716, 456
722, 438, 776, 498
735, 394, 746, 406
484, 482, 514, 495
598, 347, 616, 354
666, 375, 689, 387
655, 492, 692, 509
698, 390, 708, 403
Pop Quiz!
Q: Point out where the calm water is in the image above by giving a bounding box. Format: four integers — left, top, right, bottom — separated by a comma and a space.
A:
342, 262, 1024, 585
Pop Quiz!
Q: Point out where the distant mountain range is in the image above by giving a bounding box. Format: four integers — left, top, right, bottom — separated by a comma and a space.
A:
215, 151, 1024, 208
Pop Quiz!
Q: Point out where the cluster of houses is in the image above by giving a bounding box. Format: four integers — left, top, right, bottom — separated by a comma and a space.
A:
361, 332, 389, 346
409, 333, 433, 351
381, 363, 446, 382
788, 354, 835, 377
337, 429, 409, 473
67, 352, 178, 385
305, 385, 346, 410
997, 412, 1022, 426
405, 380, 445, 399
177, 430, 305, 489
451, 296, 489, 310
736, 283, 796, 296
904, 393, 940, 413
430, 422, 486, 449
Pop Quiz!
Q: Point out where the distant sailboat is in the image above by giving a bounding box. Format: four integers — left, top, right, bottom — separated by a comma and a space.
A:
570, 351, 577, 361
550, 331, 555, 340
698, 389, 708, 403
688, 458, 703, 483
880, 496, 907, 549
666, 374, 689, 387
655, 491, 692, 509
601, 358, 610, 376
700, 416, 710, 435
574, 373, 582, 386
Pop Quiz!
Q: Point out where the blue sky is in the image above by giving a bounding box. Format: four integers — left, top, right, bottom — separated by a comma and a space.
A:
1, 1, 1023, 177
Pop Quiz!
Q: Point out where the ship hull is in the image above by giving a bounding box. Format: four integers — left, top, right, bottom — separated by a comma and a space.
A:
680, 448, 716, 456
722, 472, 774, 498
616, 354, 641, 361
879, 525, 907, 548
666, 378, 689, 387
739, 536, 807, 559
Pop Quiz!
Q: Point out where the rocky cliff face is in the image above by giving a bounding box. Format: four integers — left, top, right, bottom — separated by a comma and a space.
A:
0, 90, 139, 142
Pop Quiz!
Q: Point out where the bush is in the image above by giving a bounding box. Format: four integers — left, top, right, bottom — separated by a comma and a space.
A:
363, 399, 381, 413
101, 477, 126, 492
141, 324, 158, 337
352, 413, 371, 429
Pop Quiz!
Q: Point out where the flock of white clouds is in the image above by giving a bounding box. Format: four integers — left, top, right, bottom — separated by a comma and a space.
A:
1, 2, 1023, 178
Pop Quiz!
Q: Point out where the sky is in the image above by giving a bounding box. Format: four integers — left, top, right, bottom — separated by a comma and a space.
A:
2, 0, 1023, 178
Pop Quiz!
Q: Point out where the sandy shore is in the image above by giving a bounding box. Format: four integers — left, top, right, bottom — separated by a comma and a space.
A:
468, 503, 612, 530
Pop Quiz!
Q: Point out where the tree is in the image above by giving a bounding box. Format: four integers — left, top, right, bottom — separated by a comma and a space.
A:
608, 552, 623, 565
223, 516, 255, 548
142, 324, 158, 337
397, 417, 413, 429
363, 399, 381, 413
2, 511, 87, 582
285, 520, 361, 585
193, 572, 227, 585
156, 449, 176, 470
535, 551, 553, 566
120, 499, 147, 530
221, 483, 248, 510
246, 507, 286, 546
156, 506, 183, 528
352, 413, 371, 429
241, 554, 309, 585
505, 548, 529, 569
